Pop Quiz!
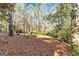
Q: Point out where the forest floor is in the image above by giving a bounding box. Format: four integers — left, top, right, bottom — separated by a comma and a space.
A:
0, 32, 71, 56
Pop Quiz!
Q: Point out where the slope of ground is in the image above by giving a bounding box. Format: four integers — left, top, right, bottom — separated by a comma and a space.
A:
0, 33, 71, 56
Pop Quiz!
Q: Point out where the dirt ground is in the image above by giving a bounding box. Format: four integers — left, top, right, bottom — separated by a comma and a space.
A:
0, 33, 71, 56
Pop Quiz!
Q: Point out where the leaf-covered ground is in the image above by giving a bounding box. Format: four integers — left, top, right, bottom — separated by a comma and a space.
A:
0, 33, 71, 56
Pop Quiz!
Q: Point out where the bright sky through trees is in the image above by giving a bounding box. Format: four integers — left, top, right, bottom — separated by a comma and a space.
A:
16, 3, 57, 15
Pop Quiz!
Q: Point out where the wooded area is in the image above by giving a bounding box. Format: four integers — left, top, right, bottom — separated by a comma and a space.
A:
0, 3, 79, 56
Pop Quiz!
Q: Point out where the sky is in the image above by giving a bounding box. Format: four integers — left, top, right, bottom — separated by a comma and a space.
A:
15, 3, 58, 24
16, 3, 57, 15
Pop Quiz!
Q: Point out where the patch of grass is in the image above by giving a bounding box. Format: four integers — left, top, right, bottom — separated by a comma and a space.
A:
69, 44, 79, 56
36, 34, 52, 38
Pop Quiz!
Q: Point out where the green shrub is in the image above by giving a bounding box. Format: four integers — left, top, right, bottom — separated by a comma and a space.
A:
69, 44, 79, 56
47, 28, 73, 43
58, 28, 73, 43
47, 30, 58, 38
36, 32, 47, 35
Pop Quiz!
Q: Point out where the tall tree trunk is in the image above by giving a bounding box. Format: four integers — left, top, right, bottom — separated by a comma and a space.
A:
8, 11, 14, 36
71, 3, 78, 55
71, 3, 77, 34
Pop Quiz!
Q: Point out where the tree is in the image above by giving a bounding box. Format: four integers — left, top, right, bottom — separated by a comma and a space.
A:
44, 3, 73, 42
71, 3, 78, 34
0, 3, 15, 36
8, 4, 15, 36
70, 3, 78, 54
